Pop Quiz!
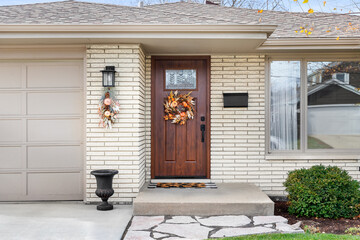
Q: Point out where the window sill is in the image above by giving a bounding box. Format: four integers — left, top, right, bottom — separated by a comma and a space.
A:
266, 154, 360, 160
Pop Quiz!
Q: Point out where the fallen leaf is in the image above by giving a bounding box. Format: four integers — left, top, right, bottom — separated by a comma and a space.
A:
308, 8, 314, 13
308, 31, 312, 35
336, 36, 340, 40
295, 30, 298, 33
326, 30, 331, 32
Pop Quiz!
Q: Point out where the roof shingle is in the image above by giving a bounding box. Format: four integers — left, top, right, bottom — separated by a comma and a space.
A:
0, 0, 359, 38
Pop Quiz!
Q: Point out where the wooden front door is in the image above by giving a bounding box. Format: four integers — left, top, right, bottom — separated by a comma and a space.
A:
151, 56, 210, 178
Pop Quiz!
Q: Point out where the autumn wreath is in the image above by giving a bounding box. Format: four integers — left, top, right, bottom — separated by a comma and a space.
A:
98, 91, 120, 129
164, 91, 195, 125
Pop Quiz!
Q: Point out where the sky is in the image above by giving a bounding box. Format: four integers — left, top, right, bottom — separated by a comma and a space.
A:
0, 0, 359, 13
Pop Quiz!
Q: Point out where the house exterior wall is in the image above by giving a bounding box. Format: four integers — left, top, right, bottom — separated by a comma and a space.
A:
210, 55, 360, 196
85, 48, 360, 203
144, 54, 360, 197
85, 44, 146, 203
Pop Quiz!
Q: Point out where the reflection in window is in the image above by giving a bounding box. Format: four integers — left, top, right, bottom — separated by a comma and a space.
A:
165, 69, 196, 89
307, 61, 360, 149
270, 61, 301, 150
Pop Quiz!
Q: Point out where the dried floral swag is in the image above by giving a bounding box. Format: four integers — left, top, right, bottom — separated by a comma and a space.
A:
164, 91, 195, 125
98, 91, 120, 129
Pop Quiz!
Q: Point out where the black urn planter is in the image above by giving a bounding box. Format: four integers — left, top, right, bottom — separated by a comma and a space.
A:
91, 169, 118, 211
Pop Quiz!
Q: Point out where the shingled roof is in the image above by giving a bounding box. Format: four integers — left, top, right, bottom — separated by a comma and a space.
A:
0, 0, 359, 39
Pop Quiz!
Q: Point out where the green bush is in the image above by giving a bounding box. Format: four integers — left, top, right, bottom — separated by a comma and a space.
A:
284, 165, 360, 219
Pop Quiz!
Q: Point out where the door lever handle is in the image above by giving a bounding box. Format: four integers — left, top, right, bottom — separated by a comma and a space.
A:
200, 124, 206, 143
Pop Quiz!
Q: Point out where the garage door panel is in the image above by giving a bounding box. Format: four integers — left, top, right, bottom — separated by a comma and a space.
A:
0, 173, 24, 195
0, 65, 22, 89
0, 147, 22, 169
0, 59, 83, 202
28, 172, 82, 196
28, 119, 82, 142
0, 92, 22, 115
0, 120, 23, 142
27, 64, 82, 88
27, 92, 82, 115
28, 146, 82, 169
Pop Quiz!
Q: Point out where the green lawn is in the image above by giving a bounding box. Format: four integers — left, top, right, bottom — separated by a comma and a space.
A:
307, 136, 333, 149
216, 233, 359, 240
297, 136, 333, 149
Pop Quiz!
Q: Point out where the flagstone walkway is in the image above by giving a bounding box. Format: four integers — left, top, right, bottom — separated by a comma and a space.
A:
123, 215, 304, 240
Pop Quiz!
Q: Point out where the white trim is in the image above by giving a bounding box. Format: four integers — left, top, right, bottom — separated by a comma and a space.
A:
266, 155, 360, 160
0, 24, 277, 33
0, 32, 268, 40
259, 38, 360, 50
266, 57, 360, 157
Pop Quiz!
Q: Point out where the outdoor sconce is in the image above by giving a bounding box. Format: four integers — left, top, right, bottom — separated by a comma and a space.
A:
101, 66, 116, 87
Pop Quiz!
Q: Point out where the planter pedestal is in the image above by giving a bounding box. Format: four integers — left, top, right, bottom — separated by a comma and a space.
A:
91, 169, 118, 211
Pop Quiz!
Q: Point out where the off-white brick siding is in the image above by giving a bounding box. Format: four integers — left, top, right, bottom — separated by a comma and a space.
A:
210, 55, 360, 196
85, 44, 146, 203
85, 51, 360, 202
143, 54, 360, 197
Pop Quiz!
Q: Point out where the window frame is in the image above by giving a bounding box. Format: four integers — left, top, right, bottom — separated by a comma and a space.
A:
266, 55, 360, 156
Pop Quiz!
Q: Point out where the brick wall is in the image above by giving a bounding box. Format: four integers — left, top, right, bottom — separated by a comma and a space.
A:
210, 54, 360, 196
85, 50, 360, 202
85, 44, 146, 203
210, 54, 267, 184
143, 54, 360, 197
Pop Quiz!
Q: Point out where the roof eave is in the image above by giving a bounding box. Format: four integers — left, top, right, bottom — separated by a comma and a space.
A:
0, 24, 277, 33
258, 38, 360, 50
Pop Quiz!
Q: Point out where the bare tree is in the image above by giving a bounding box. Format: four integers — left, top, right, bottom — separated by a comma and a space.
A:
140, 0, 286, 10
223, 0, 287, 10
351, 0, 360, 11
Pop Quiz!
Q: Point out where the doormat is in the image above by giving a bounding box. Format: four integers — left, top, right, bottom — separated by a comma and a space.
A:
148, 182, 217, 189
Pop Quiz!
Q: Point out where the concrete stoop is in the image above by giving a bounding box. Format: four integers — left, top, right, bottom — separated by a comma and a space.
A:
133, 183, 274, 216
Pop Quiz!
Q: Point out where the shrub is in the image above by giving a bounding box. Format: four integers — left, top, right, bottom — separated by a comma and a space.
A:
284, 165, 360, 219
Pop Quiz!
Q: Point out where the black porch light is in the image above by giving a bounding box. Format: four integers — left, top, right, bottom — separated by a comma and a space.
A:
101, 66, 116, 87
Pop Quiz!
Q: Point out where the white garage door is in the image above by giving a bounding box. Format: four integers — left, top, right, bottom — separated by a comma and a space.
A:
0, 60, 84, 201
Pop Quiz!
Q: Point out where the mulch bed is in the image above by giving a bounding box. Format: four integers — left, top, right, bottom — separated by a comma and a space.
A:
274, 201, 360, 234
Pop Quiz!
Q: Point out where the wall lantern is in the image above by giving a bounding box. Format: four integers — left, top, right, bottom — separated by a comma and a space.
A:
101, 66, 116, 87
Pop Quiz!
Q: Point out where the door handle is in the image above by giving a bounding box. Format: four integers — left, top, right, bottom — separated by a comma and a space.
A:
200, 124, 206, 143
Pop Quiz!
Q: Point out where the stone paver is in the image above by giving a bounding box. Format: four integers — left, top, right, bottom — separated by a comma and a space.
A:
124, 230, 151, 240
129, 216, 165, 231
196, 215, 251, 227
162, 238, 184, 240
124, 215, 304, 240
154, 223, 212, 239
253, 216, 288, 225
153, 232, 169, 238
166, 216, 197, 224
276, 222, 304, 234
211, 227, 276, 238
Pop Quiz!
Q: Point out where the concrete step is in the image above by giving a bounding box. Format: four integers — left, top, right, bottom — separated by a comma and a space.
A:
133, 183, 274, 216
